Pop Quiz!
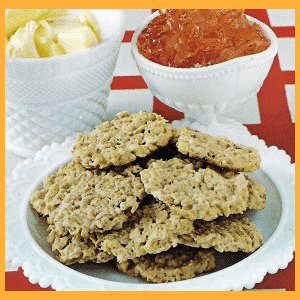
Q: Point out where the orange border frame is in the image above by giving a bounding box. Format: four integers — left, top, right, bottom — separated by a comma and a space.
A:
3, 1, 297, 298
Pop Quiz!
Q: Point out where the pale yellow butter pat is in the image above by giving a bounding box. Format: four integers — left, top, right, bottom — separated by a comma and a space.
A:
5, 9, 101, 58
5, 37, 9, 49
5, 9, 50, 38
5, 9, 71, 38
5, 21, 40, 58
58, 26, 99, 54
78, 9, 101, 43
38, 9, 71, 21
34, 20, 66, 57
42, 16, 98, 55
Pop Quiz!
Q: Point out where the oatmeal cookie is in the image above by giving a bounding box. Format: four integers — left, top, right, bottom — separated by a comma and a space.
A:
116, 245, 215, 283
30, 162, 146, 237
47, 225, 114, 265
177, 126, 261, 172
100, 199, 194, 262
169, 127, 181, 144
29, 162, 87, 217
206, 164, 266, 210
72, 111, 174, 169
178, 214, 263, 253
140, 158, 258, 221
244, 175, 267, 210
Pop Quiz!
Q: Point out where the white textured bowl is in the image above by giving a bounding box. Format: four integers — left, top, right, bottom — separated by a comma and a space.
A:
5, 9, 126, 158
131, 11, 278, 117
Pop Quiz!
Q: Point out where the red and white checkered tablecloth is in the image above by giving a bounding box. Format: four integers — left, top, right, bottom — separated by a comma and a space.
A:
5, 9, 295, 291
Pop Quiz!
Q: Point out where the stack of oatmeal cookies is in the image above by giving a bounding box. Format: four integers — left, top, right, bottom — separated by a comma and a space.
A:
30, 111, 266, 283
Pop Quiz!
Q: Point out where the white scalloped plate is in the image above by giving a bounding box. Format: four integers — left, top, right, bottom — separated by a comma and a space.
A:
5, 120, 295, 291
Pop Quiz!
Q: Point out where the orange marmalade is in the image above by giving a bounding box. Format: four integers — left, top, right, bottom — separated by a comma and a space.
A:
137, 9, 271, 68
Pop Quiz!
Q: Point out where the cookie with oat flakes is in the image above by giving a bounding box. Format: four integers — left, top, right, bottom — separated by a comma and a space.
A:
72, 111, 175, 169
100, 198, 194, 262
29, 162, 87, 217
177, 126, 261, 172
116, 245, 215, 283
47, 224, 113, 265
206, 164, 266, 211
178, 214, 263, 253
140, 158, 261, 221
29, 162, 146, 237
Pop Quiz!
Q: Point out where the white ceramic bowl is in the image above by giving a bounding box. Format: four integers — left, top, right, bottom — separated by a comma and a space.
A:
5, 9, 126, 158
131, 11, 278, 118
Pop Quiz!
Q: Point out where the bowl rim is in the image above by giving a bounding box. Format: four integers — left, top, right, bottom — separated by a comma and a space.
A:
131, 11, 278, 75
5, 9, 126, 65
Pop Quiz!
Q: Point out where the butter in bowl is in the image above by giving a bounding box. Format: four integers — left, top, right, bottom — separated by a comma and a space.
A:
5, 9, 126, 158
5, 9, 101, 58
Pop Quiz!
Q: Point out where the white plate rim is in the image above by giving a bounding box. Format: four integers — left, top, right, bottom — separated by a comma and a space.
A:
5, 121, 295, 291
